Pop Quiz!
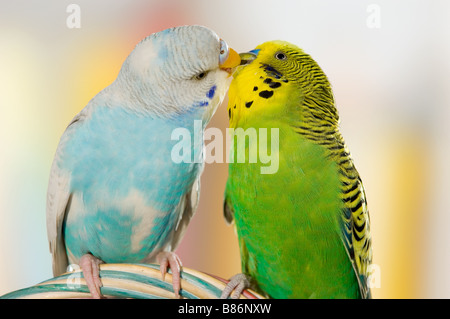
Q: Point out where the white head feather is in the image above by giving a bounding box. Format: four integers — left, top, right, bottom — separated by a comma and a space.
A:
99, 25, 233, 121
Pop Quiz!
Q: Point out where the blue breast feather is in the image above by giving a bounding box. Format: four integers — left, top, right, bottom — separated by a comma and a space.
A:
61, 105, 203, 262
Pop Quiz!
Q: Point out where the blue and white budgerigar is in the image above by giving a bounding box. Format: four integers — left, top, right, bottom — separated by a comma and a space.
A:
46, 25, 240, 298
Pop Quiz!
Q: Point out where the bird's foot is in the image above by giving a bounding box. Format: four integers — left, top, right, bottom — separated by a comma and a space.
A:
220, 273, 252, 299
79, 253, 105, 299
156, 251, 183, 298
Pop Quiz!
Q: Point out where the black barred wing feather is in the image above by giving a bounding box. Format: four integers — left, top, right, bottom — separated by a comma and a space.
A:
339, 157, 372, 299
293, 123, 373, 298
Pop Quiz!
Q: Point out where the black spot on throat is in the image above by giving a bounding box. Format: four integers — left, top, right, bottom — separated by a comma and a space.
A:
245, 101, 253, 108
259, 90, 274, 99
263, 77, 281, 89
269, 81, 281, 89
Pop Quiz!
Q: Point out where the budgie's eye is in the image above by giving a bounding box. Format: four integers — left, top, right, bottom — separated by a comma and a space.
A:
195, 71, 208, 80
219, 39, 230, 65
275, 52, 287, 60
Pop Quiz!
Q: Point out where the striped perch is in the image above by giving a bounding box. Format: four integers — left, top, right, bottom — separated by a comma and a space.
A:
0, 263, 264, 299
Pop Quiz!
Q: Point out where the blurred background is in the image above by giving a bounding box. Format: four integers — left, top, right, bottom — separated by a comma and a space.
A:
1, 0, 449, 298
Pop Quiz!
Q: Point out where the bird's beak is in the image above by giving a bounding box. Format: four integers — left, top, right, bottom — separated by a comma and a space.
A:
220, 48, 241, 75
238, 51, 258, 66
229, 50, 259, 78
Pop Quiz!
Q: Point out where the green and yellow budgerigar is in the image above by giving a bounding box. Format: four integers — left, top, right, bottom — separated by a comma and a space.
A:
222, 41, 372, 299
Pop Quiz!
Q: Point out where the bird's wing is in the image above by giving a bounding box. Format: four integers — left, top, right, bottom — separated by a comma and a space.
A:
46, 111, 86, 276
169, 177, 201, 250
340, 162, 373, 299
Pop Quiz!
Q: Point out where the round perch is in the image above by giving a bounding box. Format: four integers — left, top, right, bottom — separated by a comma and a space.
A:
0, 263, 264, 299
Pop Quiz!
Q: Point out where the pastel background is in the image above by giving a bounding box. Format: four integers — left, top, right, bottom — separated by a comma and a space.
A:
1, 0, 449, 298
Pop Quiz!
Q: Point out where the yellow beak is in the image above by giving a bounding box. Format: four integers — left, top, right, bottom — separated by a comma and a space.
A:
220, 48, 241, 74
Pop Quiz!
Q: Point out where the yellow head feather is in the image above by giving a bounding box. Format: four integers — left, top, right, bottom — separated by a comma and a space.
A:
228, 41, 338, 131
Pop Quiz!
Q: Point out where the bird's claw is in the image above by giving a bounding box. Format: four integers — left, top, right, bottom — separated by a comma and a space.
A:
79, 253, 104, 299
156, 251, 183, 298
220, 273, 252, 299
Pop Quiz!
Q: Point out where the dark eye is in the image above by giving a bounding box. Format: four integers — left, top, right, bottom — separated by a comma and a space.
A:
195, 72, 207, 80
275, 52, 287, 60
